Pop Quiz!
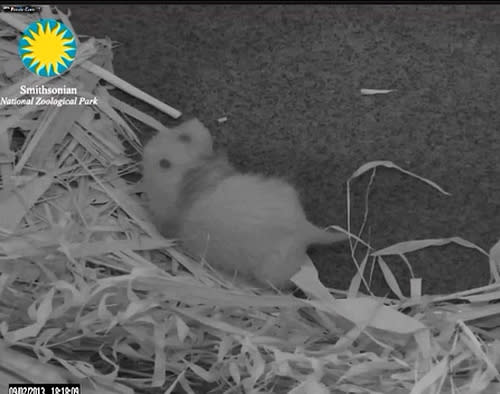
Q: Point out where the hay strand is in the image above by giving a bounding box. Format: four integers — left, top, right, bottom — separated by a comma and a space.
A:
1, 6, 499, 394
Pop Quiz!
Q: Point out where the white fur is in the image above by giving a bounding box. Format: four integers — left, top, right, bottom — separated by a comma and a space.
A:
178, 174, 315, 288
142, 119, 347, 288
142, 119, 213, 234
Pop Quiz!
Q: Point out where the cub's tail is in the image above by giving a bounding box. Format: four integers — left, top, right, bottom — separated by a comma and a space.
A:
304, 223, 348, 245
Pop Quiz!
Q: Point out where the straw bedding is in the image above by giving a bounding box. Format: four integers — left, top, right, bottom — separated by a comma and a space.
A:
1, 6, 500, 394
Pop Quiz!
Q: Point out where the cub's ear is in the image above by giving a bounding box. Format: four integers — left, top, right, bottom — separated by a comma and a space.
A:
178, 117, 204, 128
175, 117, 211, 138
173, 117, 214, 157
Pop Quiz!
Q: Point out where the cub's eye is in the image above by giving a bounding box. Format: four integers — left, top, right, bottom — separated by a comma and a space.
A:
178, 133, 191, 143
159, 158, 171, 169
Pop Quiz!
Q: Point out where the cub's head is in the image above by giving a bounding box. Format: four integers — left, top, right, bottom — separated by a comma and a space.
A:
142, 118, 214, 177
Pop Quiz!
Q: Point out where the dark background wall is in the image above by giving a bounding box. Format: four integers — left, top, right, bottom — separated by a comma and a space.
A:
67, 4, 500, 296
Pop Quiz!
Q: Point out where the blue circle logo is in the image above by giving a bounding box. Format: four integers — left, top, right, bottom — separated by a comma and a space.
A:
18, 19, 77, 77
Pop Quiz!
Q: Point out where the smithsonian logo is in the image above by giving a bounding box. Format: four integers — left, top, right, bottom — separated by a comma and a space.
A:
0, 16, 99, 107
18, 18, 77, 77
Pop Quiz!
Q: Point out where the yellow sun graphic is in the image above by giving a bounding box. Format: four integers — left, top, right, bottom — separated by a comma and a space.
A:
18, 19, 77, 77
